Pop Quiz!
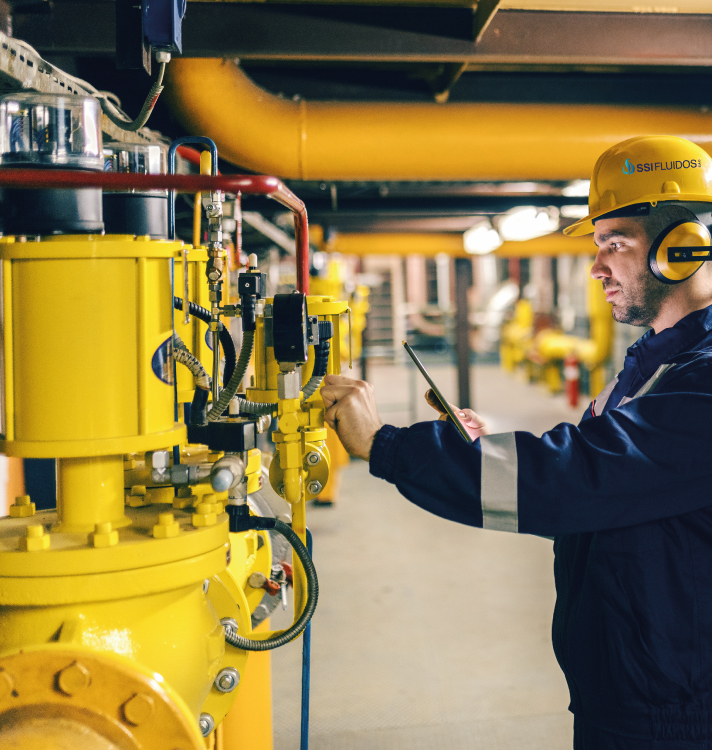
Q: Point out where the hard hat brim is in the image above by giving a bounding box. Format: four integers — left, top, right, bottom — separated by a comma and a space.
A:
564, 194, 712, 237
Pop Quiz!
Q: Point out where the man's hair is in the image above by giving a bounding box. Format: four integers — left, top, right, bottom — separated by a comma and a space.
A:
641, 205, 699, 245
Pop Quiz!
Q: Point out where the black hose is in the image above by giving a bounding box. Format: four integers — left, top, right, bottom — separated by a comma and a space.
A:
224, 513, 318, 651
173, 296, 237, 386
208, 330, 255, 421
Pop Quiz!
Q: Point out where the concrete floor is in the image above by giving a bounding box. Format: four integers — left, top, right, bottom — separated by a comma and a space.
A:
271, 363, 584, 750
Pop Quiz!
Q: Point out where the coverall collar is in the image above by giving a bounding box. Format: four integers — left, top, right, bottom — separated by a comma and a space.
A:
627, 303, 712, 380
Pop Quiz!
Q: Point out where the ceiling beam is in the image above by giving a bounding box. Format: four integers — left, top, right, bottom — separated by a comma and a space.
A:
323, 231, 595, 257
16, 5, 712, 67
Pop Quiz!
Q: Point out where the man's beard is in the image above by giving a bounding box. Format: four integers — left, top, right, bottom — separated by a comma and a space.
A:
605, 268, 673, 327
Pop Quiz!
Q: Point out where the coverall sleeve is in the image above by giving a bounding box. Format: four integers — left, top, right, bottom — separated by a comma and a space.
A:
369, 364, 712, 536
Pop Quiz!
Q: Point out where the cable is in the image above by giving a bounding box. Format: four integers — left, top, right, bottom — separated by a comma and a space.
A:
173, 333, 211, 390
173, 296, 237, 386
98, 63, 167, 133
173, 333, 212, 425
224, 514, 318, 651
301, 320, 334, 400
208, 330, 255, 421
301, 340, 331, 401
300, 529, 313, 750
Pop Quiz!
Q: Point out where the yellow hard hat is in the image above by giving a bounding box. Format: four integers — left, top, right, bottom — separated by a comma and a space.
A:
564, 136, 712, 237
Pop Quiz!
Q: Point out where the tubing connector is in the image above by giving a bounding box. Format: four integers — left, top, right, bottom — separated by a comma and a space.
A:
210, 453, 246, 492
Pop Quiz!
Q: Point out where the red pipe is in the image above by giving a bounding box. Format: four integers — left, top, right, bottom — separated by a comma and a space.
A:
0, 168, 310, 294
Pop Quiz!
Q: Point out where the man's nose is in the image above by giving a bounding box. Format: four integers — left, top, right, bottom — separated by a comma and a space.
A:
591, 250, 610, 281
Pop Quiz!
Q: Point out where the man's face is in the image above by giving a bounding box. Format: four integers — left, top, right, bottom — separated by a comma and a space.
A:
591, 216, 673, 327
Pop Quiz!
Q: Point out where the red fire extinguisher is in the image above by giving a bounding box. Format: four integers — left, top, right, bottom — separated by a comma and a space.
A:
564, 353, 580, 408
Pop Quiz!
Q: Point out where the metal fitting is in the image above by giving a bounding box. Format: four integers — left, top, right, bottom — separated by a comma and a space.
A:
202, 579, 210, 594
151, 450, 170, 470
307, 480, 323, 495
220, 617, 238, 638
210, 454, 246, 493
248, 572, 267, 588
306, 451, 321, 466
214, 668, 240, 693
199, 713, 215, 737
155, 50, 171, 63
277, 370, 301, 400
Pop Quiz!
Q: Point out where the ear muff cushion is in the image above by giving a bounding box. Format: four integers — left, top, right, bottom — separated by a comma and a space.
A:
648, 219, 711, 284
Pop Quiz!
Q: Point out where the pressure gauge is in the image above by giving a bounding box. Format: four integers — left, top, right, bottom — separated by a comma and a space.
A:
0, 93, 102, 170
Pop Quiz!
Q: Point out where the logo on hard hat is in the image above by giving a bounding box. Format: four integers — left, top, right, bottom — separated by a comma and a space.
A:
622, 159, 636, 175
622, 158, 702, 175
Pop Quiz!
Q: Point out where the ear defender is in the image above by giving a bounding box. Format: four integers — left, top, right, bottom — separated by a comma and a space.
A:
648, 219, 712, 284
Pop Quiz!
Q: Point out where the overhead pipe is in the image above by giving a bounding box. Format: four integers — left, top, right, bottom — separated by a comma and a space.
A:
165, 58, 712, 182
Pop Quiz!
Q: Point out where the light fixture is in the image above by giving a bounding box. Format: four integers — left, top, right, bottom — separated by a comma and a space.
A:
463, 218, 502, 255
497, 206, 559, 242
561, 204, 589, 219
562, 180, 590, 197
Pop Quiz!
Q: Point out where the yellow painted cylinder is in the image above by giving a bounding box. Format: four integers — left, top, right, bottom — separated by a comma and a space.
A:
56, 455, 129, 533
0, 236, 185, 457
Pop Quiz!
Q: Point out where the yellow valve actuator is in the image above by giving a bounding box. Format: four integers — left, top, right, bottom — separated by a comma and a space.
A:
0, 235, 185, 458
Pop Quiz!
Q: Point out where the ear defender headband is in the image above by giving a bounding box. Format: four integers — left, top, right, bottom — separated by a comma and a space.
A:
648, 219, 712, 284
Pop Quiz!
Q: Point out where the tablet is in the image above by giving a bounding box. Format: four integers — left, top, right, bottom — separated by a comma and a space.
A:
402, 341, 474, 443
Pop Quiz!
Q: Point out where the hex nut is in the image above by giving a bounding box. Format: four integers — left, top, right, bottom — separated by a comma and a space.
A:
214, 668, 240, 693
220, 617, 238, 638
203, 579, 210, 594
57, 661, 91, 696
19, 524, 50, 552
151, 450, 171, 470
9, 495, 35, 518
153, 512, 180, 539
199, 713, 216, 737
307, 481, 323, 495
193, 510, 217, 527
306, 452, 321, 466
122, 692, 155, 726
248, 572, 267, 589
89, 522, 118, 548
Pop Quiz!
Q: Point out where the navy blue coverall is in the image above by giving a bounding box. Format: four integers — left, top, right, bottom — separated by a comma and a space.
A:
370, 305, 712, 748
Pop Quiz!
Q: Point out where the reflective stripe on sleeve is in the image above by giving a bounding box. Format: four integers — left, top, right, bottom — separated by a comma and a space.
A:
480, 433, 519, 533
617, 363, 677, 407
593, 376, 619, 416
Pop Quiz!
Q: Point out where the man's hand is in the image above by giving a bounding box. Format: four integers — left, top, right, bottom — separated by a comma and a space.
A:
424, 389, 491, 440
320, 375, 382, 461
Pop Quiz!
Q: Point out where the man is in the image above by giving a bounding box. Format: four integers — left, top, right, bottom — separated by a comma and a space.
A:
320, 135, 712, 749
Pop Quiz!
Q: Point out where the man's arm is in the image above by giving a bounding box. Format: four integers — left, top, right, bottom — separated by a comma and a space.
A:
321, 369, 712, 537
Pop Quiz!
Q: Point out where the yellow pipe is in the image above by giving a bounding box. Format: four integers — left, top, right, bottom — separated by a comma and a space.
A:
323, 232, 595, 257
193, 150, 213, 249
56, 455, 130, 533
165, 58, 712, 181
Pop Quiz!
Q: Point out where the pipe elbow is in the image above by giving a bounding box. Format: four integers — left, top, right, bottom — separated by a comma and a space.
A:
165, 58, 304, 177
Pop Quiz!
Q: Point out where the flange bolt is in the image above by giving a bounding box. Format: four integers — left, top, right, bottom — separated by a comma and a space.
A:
214, 667, 240, 693
306, 452, 321, 466
199, 713, 215, 737
307, 481, 323, 495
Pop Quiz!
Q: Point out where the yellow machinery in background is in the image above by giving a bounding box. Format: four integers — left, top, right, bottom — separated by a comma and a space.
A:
0, 93, 340, 748
500, 271, 613, 398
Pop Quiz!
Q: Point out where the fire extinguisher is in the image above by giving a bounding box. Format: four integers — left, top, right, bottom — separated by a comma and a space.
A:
564, 353, 580, 408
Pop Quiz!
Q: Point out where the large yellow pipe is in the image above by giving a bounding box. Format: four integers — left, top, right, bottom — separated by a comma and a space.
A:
324, 232, 595, 257
165, 58, 712, 181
